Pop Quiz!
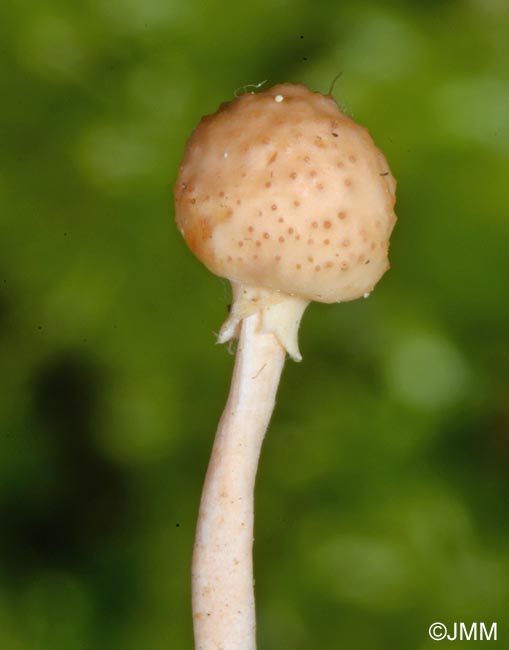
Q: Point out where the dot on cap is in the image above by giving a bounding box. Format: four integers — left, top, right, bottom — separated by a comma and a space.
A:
274, 95, 284, 103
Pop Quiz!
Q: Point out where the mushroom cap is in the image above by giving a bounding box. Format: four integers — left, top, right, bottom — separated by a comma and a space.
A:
175, 83, 396, 303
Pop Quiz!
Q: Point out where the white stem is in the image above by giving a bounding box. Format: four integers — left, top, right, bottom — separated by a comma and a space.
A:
192, 310, 286, 650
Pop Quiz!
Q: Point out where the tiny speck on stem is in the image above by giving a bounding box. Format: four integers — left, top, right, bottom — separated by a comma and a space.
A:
251, 363, 267, 380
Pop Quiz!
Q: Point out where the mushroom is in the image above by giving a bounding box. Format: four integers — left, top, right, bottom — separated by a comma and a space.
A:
174, 82, 397, 650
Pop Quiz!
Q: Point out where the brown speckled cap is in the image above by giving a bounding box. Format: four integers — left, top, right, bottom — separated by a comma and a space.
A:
175, 83, 396, 304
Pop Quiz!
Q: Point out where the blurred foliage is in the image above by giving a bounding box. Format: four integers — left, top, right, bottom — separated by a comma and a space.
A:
1, 0, 509, 648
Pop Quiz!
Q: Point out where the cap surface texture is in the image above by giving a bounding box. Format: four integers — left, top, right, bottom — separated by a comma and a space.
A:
175, 83, 397, 304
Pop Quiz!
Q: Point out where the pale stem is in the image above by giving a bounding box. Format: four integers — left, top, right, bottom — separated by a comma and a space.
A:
192, 310, 286, 650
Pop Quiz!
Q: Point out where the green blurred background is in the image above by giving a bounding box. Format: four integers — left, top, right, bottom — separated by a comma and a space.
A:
1, 0, 508, 648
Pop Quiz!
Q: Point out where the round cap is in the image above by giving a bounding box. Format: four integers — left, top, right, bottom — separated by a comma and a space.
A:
175, 83, 396, 303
